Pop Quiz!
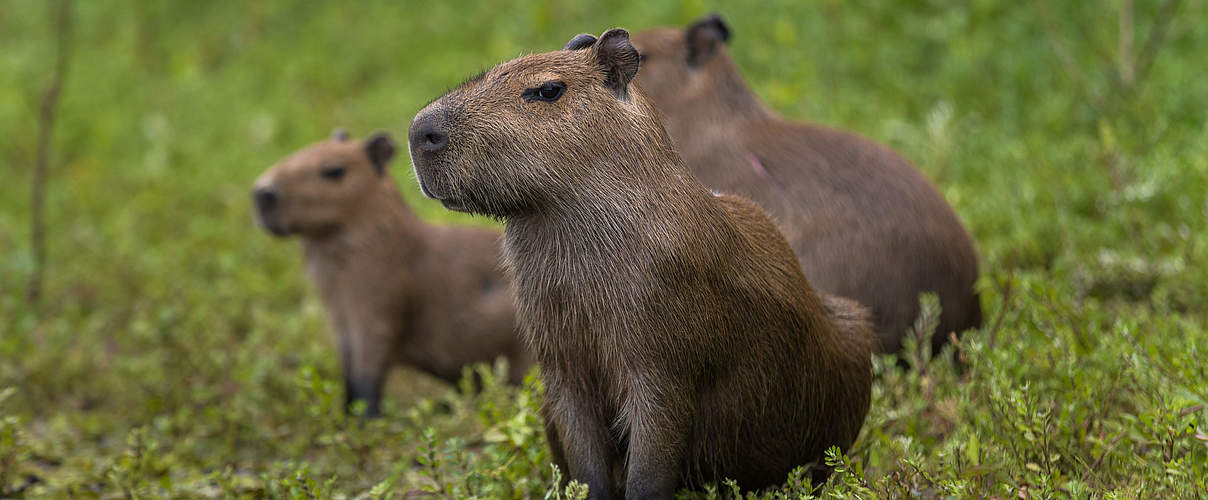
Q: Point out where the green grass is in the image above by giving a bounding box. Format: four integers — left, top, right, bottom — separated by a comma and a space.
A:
2, 0, 1206, 497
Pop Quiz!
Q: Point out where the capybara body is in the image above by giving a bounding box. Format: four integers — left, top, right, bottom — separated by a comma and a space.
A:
408, 29, 874, 497
252, 131, 532, 417
631, 15, 982, 354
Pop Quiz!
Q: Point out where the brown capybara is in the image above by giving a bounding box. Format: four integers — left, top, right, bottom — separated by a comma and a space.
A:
631, 14, 982, 355
252, 130, 532, 417
408, 29, 875, 497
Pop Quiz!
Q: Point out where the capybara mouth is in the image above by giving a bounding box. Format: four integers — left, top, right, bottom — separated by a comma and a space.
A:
414, 172, 440, 199
263, 223, 290, 237
413, 162, 461, 210
438, 197, 469, 212
253, 211, 290, 237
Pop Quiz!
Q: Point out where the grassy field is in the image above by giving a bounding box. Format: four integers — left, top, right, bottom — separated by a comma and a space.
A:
2, 0, 1207, 498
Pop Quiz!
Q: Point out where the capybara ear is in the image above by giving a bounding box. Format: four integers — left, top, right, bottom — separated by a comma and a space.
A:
364, 132, 396, 176
591, 28, 640, 98
564, 33, 597, 50
332, 127, 351, 141
685, 13, 731, 66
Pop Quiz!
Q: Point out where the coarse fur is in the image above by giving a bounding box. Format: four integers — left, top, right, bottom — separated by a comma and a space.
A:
630, 15, 983, 354
408, 29, 874, 497
252, 132, 532, 417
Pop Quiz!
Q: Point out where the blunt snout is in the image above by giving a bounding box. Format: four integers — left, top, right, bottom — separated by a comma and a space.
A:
409, 113, 449, 156
251, 183, 289, 236
253, 186, 279, 212
408, 109, 455, 203
410, 113, 449, 155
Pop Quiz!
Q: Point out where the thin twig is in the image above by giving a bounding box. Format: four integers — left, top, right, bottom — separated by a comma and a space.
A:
1119, 0, 1135, 87
27, 0, 74, 306
1036, 0, 1107, 114
1166, 0, 1204, 42
1088, 433, 1124, 477
985, 264, 1014, 351
1131, 0, 1182, 91
1179, 404, 1205, 417
1036, 0, 1183, 118
1039, 289, 1089, 351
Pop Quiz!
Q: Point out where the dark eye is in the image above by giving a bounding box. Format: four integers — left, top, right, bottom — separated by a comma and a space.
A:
522, 81, 566, 102
638, 52, 648, 65
320, 165, 345, 181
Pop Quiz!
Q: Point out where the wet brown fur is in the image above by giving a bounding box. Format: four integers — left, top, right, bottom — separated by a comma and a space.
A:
252, 133, 532, 417
409, 29, 874, 497
631, 16, 983, 354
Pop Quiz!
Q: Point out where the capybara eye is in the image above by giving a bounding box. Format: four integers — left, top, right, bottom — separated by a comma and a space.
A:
522, 81, 566, 102
538, 82, 564, 100
320, 165, 345, 181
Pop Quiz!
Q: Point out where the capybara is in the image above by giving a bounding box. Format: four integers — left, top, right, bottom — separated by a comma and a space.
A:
252, 130, 532, 417
631, 14, 982, 354
408, 29, 874, 497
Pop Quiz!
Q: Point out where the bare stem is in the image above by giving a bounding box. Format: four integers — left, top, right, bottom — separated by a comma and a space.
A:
1119, 0, 1135, 87
27, 0, 73, 306
1132, 0, 1182, 91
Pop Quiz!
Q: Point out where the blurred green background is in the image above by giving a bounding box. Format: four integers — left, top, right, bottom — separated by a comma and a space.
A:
1, 0, 1206, 497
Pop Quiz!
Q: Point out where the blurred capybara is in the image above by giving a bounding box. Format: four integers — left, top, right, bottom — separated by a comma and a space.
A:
408, 29, 874, 497
252, 130, 532, 417
632, 14, 982, 354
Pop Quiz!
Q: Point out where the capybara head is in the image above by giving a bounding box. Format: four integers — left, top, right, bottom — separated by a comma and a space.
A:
630, 13, 737, 112
408, 28, 674, 219
252, 130, 396, 237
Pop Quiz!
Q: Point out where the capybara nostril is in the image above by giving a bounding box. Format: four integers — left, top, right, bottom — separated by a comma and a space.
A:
425, 131, 447, 149
253, 186, 278, 210
409, 117, 448, 155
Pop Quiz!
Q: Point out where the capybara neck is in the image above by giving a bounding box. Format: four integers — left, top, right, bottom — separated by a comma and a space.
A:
511, 154, 700, 229
669, 56, 772, 135
695, 55, 771, 120
301, 178, 421, 257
